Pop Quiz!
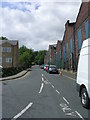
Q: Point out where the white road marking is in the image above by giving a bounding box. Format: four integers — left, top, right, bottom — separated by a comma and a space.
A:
42, 74, 43, 77
12, 102, 33, 120
56, 90, 60, 94
41, 77, 44, 82
49, 82, 51, 84
43, 81, 48, 84
65, 112, 76, 117
63, 75, 76, 81
52, 85, 54, 88
63, 97, 69, 104
39, 83, 44, 94
60, 103, 71, 113
75, 111, 85, 120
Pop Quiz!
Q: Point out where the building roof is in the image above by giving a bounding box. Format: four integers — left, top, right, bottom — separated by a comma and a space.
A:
0, 40, 18, 45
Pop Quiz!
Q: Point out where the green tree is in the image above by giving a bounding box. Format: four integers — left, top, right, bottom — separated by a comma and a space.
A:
35, 50, 47, 65
0, 36, 8, 40
19, 46, 34, 68
19, 45, 47, 67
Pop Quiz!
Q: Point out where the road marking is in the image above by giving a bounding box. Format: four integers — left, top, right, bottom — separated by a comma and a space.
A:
75, 111, 85, 120
12, 102, 33, 120
39, 83, 44, 94
42, 74, 44, 77
60, 103, 77, 117
60, 103, 71, 113
49, 82, 51, 84
63, 97, 69, 104
52, 85, 54, 88
65, 112, 76, 117
63, 74, 76, 81
41, 77, 44, 82
56, 90, 60, 94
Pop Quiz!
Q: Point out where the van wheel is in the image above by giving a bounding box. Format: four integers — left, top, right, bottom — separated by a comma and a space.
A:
81, 88, 90, 108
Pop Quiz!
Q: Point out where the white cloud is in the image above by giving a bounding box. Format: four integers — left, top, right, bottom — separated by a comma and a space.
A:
0, 1, 81, 51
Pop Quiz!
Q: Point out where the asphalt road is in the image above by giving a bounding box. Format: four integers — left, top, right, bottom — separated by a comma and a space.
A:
2, 65, 90, 119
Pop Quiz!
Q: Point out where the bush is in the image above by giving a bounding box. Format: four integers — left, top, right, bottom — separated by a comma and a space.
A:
2, 67, 26, 77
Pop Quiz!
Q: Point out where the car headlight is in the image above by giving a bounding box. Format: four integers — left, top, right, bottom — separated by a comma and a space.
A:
49, 68, 52, 71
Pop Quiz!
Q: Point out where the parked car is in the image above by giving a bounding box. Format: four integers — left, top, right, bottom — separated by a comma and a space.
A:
77, 38, 90, 108
48, 65, 58, 74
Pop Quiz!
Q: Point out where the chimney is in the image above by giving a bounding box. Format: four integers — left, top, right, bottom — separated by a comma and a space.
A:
65, 20, 69, 30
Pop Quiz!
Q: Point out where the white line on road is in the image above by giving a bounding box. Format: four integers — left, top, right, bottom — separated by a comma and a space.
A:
52, 85, 54, 88
56, 90, 60, 94
63, 74, 76, 81
39, 83, 44, 94
75, 111, 85, 120
49, 82, 51, 84
12, 102, 33, 120
63, 97, 69, 104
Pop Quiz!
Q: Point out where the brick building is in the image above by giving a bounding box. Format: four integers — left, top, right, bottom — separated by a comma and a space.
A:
0, 40, 19, 68
44, 51, 49, 65
60, 2, 90, 71
44, 2, 90, 71
61, 21, 76, 70
75, 2, 90, 69
44, 44, 56, 65
55, 40, 62, 68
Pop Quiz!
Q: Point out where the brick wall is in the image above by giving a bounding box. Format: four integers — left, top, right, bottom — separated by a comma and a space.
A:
75, 2, 90, 68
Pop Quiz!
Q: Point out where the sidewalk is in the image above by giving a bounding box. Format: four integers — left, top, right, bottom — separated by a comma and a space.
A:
59, 69, 77, 80
0, 70, 29, 81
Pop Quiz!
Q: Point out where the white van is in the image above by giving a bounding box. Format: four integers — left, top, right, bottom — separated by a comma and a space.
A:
77, 38, 90, 108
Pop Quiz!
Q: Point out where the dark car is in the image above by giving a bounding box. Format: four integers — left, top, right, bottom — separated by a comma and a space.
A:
48, 65, 58, 74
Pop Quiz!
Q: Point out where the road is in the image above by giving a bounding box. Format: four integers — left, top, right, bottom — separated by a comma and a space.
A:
2, 65, 90, 119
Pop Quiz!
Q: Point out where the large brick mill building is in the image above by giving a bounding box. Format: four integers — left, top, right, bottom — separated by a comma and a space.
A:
44, 1, 90, 71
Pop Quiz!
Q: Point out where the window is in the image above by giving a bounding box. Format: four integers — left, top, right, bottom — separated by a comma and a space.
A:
60, 50, 61, 59
78, 27, 82, 50
7, 48, 11, 52
70, 38, 73, 53
6, 58, 12, 63
0, 57, 2, 63
66, 42, 68, 59
63, 46, 65, 61
2, 47, 11, 52
85, 20, 90, 39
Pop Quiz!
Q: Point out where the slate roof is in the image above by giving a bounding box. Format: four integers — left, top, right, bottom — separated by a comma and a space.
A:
0, 40, 18, 45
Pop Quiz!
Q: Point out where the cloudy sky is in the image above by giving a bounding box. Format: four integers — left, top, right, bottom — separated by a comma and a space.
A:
0, 0, 81, 51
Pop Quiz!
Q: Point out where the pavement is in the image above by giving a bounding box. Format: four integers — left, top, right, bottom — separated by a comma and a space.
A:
60, 69, 77, 80
2, 65, 89, 119
0, 69, 29, 81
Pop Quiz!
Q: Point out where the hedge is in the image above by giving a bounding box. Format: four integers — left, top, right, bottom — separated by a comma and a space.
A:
2, 66, 26, 77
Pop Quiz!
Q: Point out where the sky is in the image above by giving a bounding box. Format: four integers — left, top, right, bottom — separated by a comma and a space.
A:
0, 0, 81, 51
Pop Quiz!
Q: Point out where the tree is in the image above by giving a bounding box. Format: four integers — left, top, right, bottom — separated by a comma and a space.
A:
19, 45, 47, 68
35, 50, 47, 65
0, 36, 8, 40
19, 46, 34, 68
